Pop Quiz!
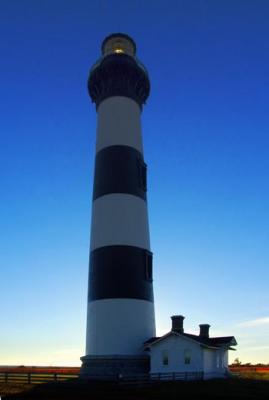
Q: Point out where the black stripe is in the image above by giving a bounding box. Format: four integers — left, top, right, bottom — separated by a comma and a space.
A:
88, 245, 153, 301
93, 146, 147, 201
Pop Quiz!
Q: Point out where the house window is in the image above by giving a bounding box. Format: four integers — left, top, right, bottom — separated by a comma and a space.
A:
137, 158, 147, 192
221, 354, 225, 368
216, 354, 220, 368
162, 350, 169, 365
145, 251, 153, 281
184, 350, 191, 364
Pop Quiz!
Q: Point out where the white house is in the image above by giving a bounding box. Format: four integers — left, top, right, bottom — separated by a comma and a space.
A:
144, 315, 237, 380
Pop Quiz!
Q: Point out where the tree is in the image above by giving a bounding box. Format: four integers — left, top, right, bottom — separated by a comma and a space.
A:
234, 358, 241, 366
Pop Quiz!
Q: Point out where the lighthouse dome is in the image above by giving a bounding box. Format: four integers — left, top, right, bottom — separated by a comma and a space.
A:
102, 33, 136, 56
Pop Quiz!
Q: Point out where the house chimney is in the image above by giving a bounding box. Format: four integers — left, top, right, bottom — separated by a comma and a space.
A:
171, 315, 185, 333
199, 324, 210, 338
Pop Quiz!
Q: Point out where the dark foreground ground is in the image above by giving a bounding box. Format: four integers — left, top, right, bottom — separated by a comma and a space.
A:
1, 378, 269, 400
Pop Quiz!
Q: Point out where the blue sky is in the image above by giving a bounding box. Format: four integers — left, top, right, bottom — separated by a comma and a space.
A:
1, 0, 269, 366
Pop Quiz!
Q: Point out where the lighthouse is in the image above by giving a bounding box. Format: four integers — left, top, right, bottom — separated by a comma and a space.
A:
80, 33, 156, 377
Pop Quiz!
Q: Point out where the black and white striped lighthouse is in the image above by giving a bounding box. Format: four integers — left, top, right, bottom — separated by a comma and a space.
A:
80, 33, 156, 377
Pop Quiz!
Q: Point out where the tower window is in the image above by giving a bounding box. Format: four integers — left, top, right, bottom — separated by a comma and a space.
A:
145, 251, 153, 281
141, 162, 147, 191
137, 158, 147, 192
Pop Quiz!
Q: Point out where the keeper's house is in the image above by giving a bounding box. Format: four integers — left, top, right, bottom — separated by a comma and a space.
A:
144, 315, 237, 379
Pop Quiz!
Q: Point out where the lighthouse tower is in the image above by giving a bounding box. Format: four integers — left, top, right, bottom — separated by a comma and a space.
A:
81, 33, 156, 377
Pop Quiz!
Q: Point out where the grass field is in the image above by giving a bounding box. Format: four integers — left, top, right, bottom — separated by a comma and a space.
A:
1, 377, 269, 400
230, 367, 269, 381
0, 383, 34, 397
234, 371, 269, 380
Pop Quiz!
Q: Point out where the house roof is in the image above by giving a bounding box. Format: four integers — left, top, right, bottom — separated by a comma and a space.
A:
144, 331, 237, 349
144, 337, 160, 344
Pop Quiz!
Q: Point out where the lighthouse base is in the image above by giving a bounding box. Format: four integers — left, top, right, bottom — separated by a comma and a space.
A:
80, 354, 150, 379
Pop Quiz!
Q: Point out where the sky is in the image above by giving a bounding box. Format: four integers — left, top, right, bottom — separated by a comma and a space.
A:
1, 0, 269, 366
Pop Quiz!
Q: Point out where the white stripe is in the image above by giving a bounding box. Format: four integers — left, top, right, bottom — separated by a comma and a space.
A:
96, 96, 143, 153
90, 194, 151, 251
86, 299, 156, 355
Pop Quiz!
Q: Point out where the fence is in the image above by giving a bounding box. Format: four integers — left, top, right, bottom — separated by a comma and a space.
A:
0, 371, 79, 385
120, 371, 204, 384
0, 370, 203, 385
